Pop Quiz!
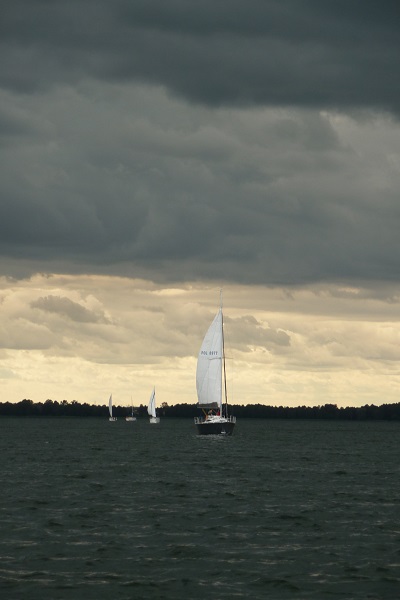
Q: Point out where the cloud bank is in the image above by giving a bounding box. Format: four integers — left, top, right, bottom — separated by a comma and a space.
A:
0, 1, 399, 286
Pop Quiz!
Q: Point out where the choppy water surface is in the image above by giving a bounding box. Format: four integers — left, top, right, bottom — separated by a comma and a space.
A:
0, 417, 399, 599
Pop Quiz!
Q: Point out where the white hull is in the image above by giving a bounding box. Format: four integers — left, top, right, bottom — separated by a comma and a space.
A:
125, 416, 137, 422
149, 417, 160, 424
109, 417, 117, 422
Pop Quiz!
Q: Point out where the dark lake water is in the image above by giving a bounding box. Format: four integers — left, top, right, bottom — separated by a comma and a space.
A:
0, 417, 399, 599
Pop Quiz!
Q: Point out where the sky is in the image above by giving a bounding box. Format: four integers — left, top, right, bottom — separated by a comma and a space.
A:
1, 1, 400, 408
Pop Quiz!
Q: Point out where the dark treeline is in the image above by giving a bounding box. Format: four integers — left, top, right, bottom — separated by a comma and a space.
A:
1, 399, 400, 420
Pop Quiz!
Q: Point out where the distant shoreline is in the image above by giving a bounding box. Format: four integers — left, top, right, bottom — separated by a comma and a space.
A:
1, 400, 400, 420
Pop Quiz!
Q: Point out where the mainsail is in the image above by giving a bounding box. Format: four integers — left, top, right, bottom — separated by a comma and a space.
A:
148, 387, 156, 418
196, 308, 223, 410
108, 394, 113, 418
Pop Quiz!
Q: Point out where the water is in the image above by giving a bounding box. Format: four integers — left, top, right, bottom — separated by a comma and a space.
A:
0, 418, 399, 599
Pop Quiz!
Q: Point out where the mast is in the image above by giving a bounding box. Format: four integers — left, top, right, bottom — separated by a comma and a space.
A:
220, 290, 228, 417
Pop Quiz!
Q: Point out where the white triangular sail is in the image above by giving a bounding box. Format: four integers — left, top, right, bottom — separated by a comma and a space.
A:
108, 394, 113, 417
196, 308, 223, 410
148, 387, 156, 418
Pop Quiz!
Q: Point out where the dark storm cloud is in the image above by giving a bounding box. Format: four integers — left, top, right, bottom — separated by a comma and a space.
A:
0, 86, 398, 285
1, 0, 399, 113
1, 1, 400, 287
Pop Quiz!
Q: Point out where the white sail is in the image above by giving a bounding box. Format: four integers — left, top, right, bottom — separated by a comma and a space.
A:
148, 387, 156, 418
196, 308, 223, 410
108, 394, 113, 417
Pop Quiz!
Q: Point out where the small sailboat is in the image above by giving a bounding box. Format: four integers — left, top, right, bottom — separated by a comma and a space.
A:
147, 387, 160, 424
126, 397, 137, 422
194, 294, 236, 435
108, 394, 117, 421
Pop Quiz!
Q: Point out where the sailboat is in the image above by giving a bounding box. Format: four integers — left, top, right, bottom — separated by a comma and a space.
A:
194, 295, 236, 435
108, 394, 117, 421
125, 397, 137, 422
147, 387, 160, 424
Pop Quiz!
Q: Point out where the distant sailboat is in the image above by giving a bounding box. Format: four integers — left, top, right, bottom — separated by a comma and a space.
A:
126, 397, 137, 422
108, 394, 117, 421
147, 387, 160, 424
194, 294, 236, 435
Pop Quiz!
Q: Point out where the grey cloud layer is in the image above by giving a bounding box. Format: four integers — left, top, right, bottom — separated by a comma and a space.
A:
1, 1, 400, 286
31, 295, 108, 324
2, 0, 399, 113
1, 82, 399, 284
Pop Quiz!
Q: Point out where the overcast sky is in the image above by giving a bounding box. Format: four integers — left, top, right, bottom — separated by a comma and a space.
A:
1, 1, 400, 408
